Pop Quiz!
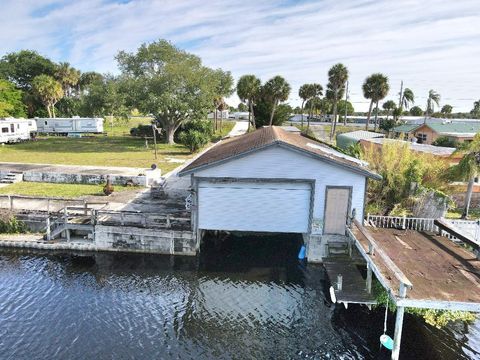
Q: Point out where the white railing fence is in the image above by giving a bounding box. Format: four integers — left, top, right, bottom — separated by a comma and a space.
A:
366, 214, 480, 243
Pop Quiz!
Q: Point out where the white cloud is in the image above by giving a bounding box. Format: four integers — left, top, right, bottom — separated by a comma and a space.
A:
1, 0, 479, 111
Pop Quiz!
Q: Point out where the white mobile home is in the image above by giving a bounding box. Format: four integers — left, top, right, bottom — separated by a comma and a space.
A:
0, 118, 37, 144
35, 117, 104, 135
179, 126, 380, 262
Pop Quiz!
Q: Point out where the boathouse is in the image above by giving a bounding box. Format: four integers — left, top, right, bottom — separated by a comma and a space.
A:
179, 126, 380, 261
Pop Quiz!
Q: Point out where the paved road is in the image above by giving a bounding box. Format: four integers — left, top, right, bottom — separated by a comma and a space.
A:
228, 120, 249, 137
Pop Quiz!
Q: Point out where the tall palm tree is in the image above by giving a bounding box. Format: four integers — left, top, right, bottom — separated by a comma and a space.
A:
236, 75, 261, 129
299, 84, 310, 128
55, 62, 80, 96
305, 84, 323, 129
426, 89, 440, 118
263, 75, 291, 126
400, 88, 415, 110
327, 63, 349, 139
452, 134, 480, 218
362, 73, 389, 131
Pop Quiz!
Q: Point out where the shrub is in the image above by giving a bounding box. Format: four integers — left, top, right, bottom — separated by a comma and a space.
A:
432, 136, 458, 148
130, 124, 160, 137
176, 120, 214, 152
361, 141, 450, 214
0, 211, 28, 234
178, 129, 210, 152
176, 119, 214, 139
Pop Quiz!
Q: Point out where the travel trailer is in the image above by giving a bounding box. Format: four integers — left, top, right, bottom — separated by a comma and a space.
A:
0, 118, 37, 144
35, 117, 104, 135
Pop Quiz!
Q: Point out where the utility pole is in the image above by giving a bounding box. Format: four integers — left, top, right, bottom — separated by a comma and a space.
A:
398, 80, 403, 108
343, 81, 349, 126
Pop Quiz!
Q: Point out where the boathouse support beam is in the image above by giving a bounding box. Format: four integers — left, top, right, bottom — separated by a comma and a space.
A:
366, 263, 372, 293
392, 305, 405, 360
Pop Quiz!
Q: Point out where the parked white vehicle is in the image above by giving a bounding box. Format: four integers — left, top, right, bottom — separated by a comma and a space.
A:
0, 118, 37, 144
35, 116, 104, 135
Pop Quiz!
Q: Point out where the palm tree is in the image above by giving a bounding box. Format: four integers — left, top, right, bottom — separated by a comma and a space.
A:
327, 63, 349, 139
382, 100, 397, 120
452, 134, 480, 218
299, 84, 310, 128
400, 88, 415, 110
426, 89, 440, 118
362, 73, 389, 131
55, 62, 80, 96
263, 76, 291, 126
32, 74, 64, 117
303, 83, 323, 129
236, 75, 261, 129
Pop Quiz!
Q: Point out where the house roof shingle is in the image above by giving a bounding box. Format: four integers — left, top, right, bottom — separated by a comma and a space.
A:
179, 126, 381, 179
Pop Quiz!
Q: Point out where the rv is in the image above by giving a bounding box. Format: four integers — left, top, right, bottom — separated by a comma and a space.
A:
0, 118, 37, 144
35, 117, 104, 135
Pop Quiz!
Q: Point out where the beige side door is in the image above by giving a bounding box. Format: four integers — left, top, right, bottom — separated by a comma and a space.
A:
324, 187, 351, 235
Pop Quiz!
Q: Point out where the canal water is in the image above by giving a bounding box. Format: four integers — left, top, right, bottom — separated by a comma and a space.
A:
0, 234, 478, 359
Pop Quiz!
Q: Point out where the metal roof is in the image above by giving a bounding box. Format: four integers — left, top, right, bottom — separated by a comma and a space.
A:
362, 138, 456, 156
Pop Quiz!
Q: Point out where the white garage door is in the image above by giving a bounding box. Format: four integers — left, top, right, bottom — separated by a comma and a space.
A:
198, 180, 311, 233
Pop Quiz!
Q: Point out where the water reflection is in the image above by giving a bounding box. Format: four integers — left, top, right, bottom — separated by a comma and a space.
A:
0, 234, 477, 359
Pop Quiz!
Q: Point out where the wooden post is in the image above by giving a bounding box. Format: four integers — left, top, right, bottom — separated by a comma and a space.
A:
84, 200, 88, 215
46, 217, 51, 241
392, 306, 405, 360
392, 283, 408, 360
366, 263, 372, 293
337, 274, 343, 291
9, 195, 13, 211
166, 214, 171, 228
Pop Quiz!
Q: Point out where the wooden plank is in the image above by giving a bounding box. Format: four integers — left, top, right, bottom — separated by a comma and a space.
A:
324, 258, 376, 305
353, 219, 413, 290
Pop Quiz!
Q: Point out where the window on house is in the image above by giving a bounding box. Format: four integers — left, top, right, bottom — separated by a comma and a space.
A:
10, 124, 14, 133
45, 121, 48, 125
416, 133, 427, 143
2, 127, 8, 133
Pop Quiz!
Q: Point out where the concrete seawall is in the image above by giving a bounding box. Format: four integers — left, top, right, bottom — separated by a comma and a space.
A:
0, 225, 196, 256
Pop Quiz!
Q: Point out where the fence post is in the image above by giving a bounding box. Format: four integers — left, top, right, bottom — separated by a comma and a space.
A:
46, 217, 51, 241
84, 200, 88, 215
402, 215, 406, 230
166, 214, 171, 228
9, 195, 13, 211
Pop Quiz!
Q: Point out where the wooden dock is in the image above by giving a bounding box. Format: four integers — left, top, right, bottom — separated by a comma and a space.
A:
323, 257, 375, 306
346, 217, 480, 360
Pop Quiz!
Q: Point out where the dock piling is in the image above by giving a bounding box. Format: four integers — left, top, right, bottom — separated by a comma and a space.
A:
336, 274, 343, 291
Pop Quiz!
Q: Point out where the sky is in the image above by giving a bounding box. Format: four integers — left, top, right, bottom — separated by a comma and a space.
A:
1, 0, 480, 112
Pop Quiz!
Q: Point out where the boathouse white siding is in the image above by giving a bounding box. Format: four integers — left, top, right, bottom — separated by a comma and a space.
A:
193, 145, 366, 233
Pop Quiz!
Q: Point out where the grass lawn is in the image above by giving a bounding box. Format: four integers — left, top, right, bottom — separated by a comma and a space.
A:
0, 120, 235, 173
0, 182, 135, 198
446, 208, 480, 219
